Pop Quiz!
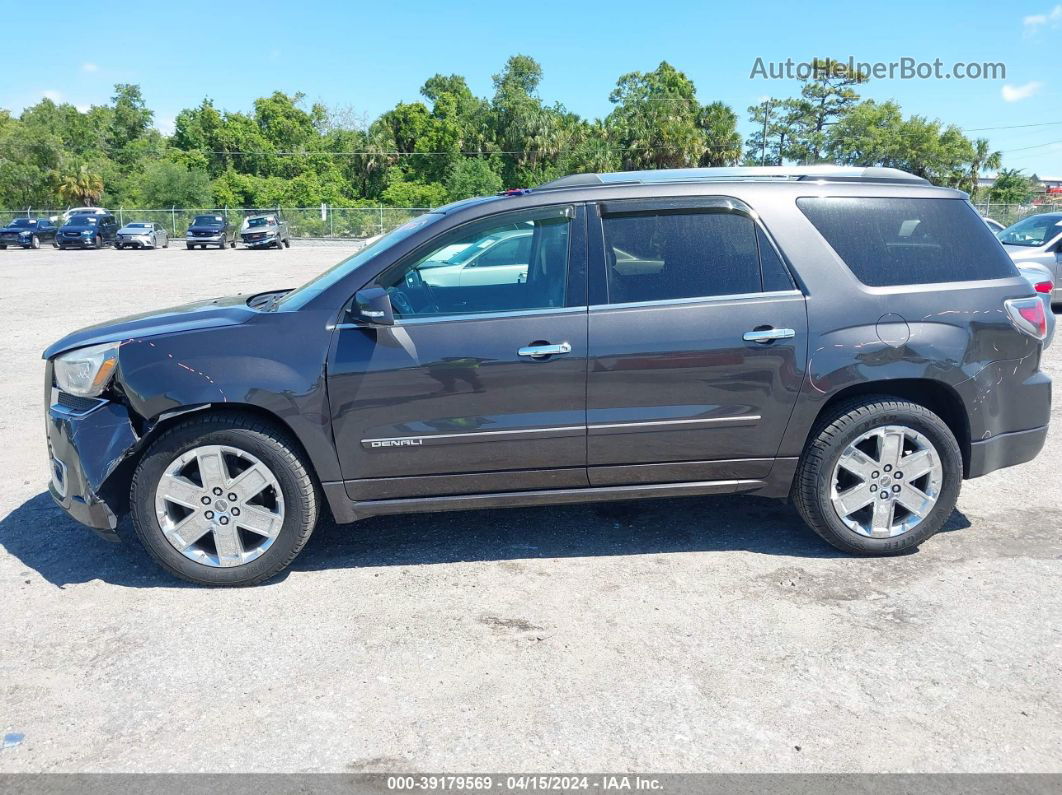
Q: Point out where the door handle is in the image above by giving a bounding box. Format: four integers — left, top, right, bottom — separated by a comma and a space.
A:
518, 342, 572, 358
743, 327, 795, 343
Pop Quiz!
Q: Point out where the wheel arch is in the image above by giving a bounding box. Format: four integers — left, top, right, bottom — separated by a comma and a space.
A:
98, 402, 328, 520
803, 379, 971, 476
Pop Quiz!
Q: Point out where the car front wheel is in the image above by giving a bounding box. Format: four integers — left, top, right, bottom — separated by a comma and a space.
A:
129, 413, 320, 586
793, 397, 962, 555
30, 235, 40, 249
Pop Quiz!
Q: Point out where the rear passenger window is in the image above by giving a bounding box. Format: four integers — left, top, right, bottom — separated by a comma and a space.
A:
602, 210, 760, 303
797, 197, 1017, 286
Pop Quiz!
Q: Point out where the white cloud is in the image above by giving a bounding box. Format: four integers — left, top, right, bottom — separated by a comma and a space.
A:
1023, 4, 1062, 31
81, 62, 98, 73
1001, 81, 1044, 102
43, 90, 62, 102
75, 104, 91, 113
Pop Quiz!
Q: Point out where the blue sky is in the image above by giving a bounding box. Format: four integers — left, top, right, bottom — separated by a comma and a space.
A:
2, 0, 1061, 176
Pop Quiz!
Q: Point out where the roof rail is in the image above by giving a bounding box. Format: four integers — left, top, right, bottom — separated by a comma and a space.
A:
536, 166, 930, 190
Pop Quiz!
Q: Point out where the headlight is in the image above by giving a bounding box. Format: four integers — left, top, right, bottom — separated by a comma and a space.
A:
81, 230, 92, 236
53, 342, 119, 397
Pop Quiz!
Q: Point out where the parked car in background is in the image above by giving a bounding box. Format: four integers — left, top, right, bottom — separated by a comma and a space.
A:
240, 213, 290, 249
186, 214, 237, 250
982, 217, 1005, 234
116, 222, 168, 250
61, 207, 108, 223
41, 166, 1051, 585
997, 212, 1062, 305
56, 212, 118, 249
420, 229, 532, 287
0, 217, 58, 249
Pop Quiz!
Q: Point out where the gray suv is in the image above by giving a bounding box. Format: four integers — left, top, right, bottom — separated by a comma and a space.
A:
42, 166, 1052, 585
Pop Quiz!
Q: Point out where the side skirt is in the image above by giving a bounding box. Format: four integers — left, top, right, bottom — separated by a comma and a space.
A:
322, 478, 768, 523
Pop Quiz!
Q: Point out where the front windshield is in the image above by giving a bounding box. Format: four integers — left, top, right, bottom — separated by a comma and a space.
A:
277, 213, 441, 310
10, 219, 35, 228
70, 216, 99, 226
193, 215, 223, 225
248, 216, 276, 228
998, 214, 1062, 247
128, 223, 151, 228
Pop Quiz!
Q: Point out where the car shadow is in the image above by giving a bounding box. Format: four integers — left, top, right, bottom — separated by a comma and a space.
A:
0, 490, 973, 588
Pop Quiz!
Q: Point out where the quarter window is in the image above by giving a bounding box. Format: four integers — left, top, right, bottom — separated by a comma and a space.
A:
377, 209, 571, 318
798, 197, 1017, 286
602, 210, 761, 303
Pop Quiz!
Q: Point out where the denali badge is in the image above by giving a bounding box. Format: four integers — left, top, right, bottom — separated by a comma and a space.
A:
370, 438, 423, 448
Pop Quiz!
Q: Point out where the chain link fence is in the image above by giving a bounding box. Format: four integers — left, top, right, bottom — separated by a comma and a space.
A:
973, 203, 1062, 227
0, 207, 431, 239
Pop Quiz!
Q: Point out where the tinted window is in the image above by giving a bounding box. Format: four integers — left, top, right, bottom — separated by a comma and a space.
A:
378, 209, 571, 318
193, 215, 224, 226
798, 197, 1017, 286
757, 226, 795, 291
602, 210, 760, 303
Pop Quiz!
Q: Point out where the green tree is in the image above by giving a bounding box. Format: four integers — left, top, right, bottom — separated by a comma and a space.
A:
56, 163, 104, 206
987, 169, 1036, 204
445, 157, 502, 200
134, 160, 212, 207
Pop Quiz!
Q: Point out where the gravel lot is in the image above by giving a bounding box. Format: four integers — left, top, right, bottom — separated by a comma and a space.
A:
0, 244, 1059, 773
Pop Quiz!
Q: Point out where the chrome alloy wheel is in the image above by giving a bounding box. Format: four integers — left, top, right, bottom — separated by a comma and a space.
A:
154, 445, 285, 567
829, 425, 943, 539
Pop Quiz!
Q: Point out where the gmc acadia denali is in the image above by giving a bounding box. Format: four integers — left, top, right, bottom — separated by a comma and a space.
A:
42, 166, 1052, 585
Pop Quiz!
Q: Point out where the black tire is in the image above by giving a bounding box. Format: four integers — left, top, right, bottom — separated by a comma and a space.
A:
0, 244, 6, 250
129, 413, 321, 586
31, 235, 40, 249
283, 238, 290, 248
793, 397, 962, 556
187, 243, 194, 250
94, 235, 102, 249
229, 240, 236, 249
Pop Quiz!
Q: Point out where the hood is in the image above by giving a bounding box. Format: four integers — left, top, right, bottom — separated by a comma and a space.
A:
1002, 243, 1045, 258
188, 223, 224, 231
60, 221, 99, 230
43, 293, 259, 359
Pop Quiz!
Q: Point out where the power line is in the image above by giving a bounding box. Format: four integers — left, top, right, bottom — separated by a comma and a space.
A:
999, 138, 1062, 153
962, 120, 1062, 132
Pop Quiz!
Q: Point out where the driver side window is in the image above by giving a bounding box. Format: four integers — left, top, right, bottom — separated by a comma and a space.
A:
377, 208, 571, 319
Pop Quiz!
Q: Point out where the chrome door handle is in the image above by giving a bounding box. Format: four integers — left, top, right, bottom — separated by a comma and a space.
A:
743, 328, 795, 343
518, 342, 572, 358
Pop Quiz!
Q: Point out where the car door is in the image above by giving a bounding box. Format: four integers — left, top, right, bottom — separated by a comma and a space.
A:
327, 204, 590, 501
585, 198, 808, 486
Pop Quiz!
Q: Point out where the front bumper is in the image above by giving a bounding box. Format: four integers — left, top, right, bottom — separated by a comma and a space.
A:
186, 234, 223, 244
118, 237, 154, 248
58, 236, 97, 248
1, 235, 31, 246
46, 391, 139, 538
241, 235, 278, 248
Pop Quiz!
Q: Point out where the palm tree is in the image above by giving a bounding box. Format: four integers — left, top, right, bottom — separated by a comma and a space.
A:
56, 164, 104, 206
967, 138, 1002, 197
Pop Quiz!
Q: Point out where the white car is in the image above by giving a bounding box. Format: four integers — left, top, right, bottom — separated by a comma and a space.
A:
997, 213, 1062, 305
420, 230, 532, 288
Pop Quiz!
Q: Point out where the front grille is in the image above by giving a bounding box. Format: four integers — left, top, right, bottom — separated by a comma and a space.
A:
245, 232, 265, 240
193, 230, 215, 237
55, 391, 105, 413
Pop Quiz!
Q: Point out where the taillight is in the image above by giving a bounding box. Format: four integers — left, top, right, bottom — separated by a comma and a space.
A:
1033, 280, 1053, 294
1004, 297, 1048, 340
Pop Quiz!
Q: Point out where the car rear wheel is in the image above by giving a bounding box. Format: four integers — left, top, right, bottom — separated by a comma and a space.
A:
793, 397, 962, 555
130, 413, 320, 586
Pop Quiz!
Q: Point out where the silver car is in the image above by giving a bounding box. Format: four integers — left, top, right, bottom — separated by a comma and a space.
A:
997, 212, 1062, 305
116, 222, 169, 250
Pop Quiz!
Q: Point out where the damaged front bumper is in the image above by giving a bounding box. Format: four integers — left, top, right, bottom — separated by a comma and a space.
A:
46, 386, 139, 540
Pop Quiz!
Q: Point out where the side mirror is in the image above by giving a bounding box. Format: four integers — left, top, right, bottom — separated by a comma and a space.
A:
353, 287, 394, 326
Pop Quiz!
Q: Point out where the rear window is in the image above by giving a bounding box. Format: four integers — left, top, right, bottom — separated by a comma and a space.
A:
797, 197, 1017, 286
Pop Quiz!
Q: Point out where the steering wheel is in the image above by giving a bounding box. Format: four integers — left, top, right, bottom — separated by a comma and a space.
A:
389, 289, 415, 317
402, 268, 439, 314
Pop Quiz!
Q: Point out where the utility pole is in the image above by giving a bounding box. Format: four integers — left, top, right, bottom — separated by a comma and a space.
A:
760, 99, 772, 167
